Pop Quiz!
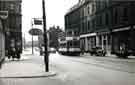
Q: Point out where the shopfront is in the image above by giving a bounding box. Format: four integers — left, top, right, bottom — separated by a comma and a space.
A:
80, 33, 97, 52
97, 31, 111, 55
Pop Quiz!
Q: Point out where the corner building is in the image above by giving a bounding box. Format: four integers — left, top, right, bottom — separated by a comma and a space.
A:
65, 0, 135, 56
0, 18, 5, 64
0, 0, 22, 56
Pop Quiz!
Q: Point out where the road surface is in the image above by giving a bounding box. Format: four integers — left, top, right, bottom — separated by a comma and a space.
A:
0, 48, 134, 85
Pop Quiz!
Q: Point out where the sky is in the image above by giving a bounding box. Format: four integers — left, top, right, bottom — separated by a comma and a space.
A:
22, 0, 78, 41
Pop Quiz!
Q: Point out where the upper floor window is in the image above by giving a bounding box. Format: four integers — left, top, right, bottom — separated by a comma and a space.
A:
84, 7, 86, 17
99, 15, 102, 25
87, 5, 90, 15
96, 15, 102, 26
114, 8, 118, 25
88, 21, 90, 31
67, 31, 72, 36
9, 4, 15, 10
104, 0, 109, 8
122, 7, 128, 21
92, 3, 96, 14
106, 13, 109, 26
92, 19, 95, 29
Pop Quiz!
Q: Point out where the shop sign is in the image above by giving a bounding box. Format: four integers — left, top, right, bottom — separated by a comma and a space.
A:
29, 28, 43, 36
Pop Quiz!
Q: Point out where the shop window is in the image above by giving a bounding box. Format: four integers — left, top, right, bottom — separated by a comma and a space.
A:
99, 36, 102, 46
108, 35, 111, 45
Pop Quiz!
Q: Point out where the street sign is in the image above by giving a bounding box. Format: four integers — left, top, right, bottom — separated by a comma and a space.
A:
34, 19, 42, 25
0, 11, 8, 20
29, 28, 42, 36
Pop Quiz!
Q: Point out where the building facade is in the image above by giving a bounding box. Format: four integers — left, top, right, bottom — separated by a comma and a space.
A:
65, 0, 135, 56
65, 1, 82, 51
0, 19, 5, 64
0, 0, 22, 57
38, 26, 63, 51
47, 26, 63, 50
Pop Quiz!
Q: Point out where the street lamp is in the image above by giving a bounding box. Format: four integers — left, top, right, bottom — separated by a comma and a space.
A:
42, 0, 49, 72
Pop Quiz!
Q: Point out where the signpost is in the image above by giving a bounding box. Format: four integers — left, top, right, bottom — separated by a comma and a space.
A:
28, 0, 49, 72
42, 0, 49, 72
34, 19, 42, 25
29, 28, 42, 54
29, 18, 43, 54
29, 28, 42, 36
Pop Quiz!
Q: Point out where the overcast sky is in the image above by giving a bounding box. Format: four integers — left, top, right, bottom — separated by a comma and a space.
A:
22, 0, 78, 41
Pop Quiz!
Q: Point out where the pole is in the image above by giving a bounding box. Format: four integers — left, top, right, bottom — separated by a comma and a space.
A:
42, 0, 49, 72
24, 33, 26, 49
32, 35, 34, 54
31, 19, 34, 54
0, 19, 5, 68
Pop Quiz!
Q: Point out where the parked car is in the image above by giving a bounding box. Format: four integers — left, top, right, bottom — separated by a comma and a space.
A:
40, 47, 56, 55
89, 47, 106, 56
48, 48, 56, 53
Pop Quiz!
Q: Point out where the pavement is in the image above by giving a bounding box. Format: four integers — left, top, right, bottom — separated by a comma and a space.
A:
0, 49, 56, 78
0, 50, 134, 78
0, 48, 134, 85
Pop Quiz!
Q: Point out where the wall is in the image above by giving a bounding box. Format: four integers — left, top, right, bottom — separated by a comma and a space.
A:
0, 19, 5, 62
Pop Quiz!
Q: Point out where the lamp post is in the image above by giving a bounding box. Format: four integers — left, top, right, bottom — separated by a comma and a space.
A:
42, 0, 49, 72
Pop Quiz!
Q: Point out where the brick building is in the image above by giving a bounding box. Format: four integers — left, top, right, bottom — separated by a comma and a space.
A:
0, 19, 5, 64
0, 0, 22, 57
65, 0, 135, 57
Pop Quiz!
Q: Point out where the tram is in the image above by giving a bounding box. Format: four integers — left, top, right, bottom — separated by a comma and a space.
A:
58, 34, 81, 56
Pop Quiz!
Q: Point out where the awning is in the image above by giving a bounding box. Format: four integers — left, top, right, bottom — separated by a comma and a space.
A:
97, 31, 110, 35
80, 33, 96, 38
112, 27, 130, 32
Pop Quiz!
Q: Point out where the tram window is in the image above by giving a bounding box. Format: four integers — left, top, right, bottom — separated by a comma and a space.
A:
70, 42, 72, 47
73, 41, 79, 48
67, 31, 72, 36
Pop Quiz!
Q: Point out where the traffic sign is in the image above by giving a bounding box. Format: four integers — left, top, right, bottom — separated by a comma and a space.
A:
34, 19, 42, 25
29, 28, 42, 36
0, 11, 8, 20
